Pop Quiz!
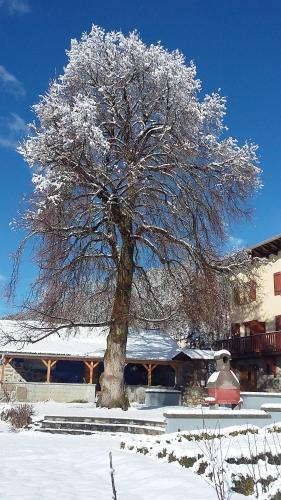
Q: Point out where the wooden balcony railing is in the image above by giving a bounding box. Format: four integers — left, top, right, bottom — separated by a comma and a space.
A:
215, 331, 281, 356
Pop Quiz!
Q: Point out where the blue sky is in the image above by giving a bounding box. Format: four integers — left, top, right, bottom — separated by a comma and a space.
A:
0, 0, 281, 315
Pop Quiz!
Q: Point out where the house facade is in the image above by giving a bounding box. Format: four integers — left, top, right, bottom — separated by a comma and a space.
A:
217, 234, 281, 391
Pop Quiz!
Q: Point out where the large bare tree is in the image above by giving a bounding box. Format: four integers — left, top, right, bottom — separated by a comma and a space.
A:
9, 26, 260, 408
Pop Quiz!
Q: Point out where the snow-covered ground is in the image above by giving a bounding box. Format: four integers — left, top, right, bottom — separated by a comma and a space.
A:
31, 401, 166, 421
0, 402, 249, 500
0, 431, 232, 500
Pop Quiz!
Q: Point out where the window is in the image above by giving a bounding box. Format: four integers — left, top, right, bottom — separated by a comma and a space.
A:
231, 323, 240, 337
274, 272, 281, 295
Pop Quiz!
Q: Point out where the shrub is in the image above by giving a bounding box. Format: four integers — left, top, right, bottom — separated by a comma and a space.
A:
136, 446, 149, 455
232, 475, 255, 496
270, 491, 281, 500
178, 456, 197, 468
168, 452, 177, 463
0, 404, 34, 430
157, 448, 167, 459
260, 476, 275, 493
197, 461, 208, 475
228, 428, 259, 437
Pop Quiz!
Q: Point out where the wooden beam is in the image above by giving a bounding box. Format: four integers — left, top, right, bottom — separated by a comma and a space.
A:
84, 361, 99, 384
169, 363, 180, 384
42, 359, 57, 383
143, 363, 159, 386
148, 365, 152, 386
3, 356, 13, 365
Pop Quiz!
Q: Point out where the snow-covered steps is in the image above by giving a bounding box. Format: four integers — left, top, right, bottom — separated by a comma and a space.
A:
33, 415, 165, 435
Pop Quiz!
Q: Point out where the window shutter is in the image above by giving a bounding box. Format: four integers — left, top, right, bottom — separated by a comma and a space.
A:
247, 320, 265, 335
249, 281, 257, 301
234, 288, 241, 305
276, 315, 281, 331
274, 273, 281, 295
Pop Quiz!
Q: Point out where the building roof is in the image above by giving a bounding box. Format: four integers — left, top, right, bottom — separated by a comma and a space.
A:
174, 348, 214, 360
0, 321, 181, 361
249, 233, 281, 258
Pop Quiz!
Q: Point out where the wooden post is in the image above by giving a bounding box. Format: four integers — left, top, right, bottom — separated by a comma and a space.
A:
42, 359, 57, 383
143, 363, 158, 386
171, 364, 178, 385
148, 364, 152, 386
84, 361, 99, 384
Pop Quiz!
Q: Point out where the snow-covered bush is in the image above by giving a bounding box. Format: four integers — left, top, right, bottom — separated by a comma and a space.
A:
0, 403, 34, 431
120, 424, 281, 499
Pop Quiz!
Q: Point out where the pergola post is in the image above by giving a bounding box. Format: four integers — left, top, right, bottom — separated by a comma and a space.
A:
171, 363, 180, 385
42, 359, 57, 383
84, 361, 99, 384
143, 363, 158, 386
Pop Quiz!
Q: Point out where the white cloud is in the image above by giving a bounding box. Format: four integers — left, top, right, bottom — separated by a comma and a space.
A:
0, 65, 25, 97
0, 113, 27, 149
0, 0, 30, 14
0, 274, 6, 281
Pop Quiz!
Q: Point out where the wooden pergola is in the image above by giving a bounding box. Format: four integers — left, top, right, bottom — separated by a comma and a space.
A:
0, 352, 183, 386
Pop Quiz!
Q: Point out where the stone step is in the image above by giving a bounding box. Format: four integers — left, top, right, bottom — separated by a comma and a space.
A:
37, 420, 165, 435
43, 415, 165, 428
36, 427, 97, 436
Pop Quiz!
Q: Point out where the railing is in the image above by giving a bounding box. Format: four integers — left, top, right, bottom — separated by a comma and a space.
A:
216, 331, 281, 355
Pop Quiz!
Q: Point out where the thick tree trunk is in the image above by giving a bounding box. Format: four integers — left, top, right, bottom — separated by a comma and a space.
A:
97, 229, 134, 409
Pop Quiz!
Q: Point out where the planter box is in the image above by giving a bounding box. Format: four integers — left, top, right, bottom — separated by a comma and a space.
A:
241, 391, 281, 410
145, 387, 182, 407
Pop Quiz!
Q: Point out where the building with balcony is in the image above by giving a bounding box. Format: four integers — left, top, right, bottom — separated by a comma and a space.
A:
216, 233, 281, 391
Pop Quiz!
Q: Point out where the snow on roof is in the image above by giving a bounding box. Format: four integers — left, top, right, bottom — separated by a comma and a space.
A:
177, 348, 214, 360
0, 320, 181, 361
214, 349, 231, 359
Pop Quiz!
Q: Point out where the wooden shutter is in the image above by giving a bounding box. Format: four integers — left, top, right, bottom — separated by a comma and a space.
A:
247, 320, 265, 335
274, 273, 281, 295
276, 315, 281, 331
233, 287, 241, 305
249, 281, 257, 301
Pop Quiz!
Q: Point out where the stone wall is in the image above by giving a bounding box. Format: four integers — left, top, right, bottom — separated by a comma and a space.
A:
1, 382, 96, 403
2, 361, 26, 383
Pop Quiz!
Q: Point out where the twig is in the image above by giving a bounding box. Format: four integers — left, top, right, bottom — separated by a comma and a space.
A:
109, 451, 117, 500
